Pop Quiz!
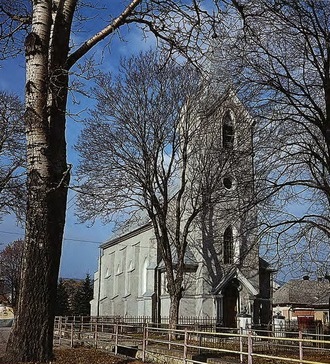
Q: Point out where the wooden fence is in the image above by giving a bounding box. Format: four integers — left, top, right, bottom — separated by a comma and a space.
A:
54, 317, 330, 364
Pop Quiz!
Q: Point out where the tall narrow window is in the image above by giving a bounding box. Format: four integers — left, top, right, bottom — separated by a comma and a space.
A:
141, 258, 148, 294
161, 272, 167, 295
223, 226, 234, 264
222, 111, 234, 149
125, 260, 133, 296
114, 263, 121, 296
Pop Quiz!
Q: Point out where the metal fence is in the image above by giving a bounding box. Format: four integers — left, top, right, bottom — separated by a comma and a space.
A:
53, 317, 330, 364
55, 316, 330, 333
55, 315, 219, 331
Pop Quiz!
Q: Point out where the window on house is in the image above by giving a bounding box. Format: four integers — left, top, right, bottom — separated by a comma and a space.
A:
222, 111, 235, 149
223, 226, 234, 264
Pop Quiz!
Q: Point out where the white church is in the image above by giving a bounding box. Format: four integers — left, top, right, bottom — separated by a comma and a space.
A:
90, 88, 274, 328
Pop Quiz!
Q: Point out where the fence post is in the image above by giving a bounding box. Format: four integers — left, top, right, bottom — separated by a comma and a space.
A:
58, 318, 62, 346
142, 324, 146, 362
198, 331, 202, 354
94, 322, 98, 348
115, 323, 119, 355
70, 323, 74, 348
183, 328, 188, 364
299, 331, 303, 364
247, 330, 253, 364
240, 327, 243, 364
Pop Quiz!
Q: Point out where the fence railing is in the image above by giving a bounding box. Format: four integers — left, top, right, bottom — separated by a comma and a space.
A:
55, 316, 330, 334
55, 315, 218, 327
54, 317, 330, 364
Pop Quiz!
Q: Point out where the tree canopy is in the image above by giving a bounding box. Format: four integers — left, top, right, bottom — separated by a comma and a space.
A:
0, 1, 224, 361
76, 49, 256, 327
0, 239, 24, 309
76, 50, 205, 327
72, 274, 93, 316
211, 0, 330, 278
0, 91, 25, 220
55, 275, 93, 316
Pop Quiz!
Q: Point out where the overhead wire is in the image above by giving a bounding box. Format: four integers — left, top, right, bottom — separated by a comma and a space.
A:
0, 229, 103, 244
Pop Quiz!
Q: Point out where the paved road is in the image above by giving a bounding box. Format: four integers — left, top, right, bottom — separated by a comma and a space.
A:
0, 327, 11, 353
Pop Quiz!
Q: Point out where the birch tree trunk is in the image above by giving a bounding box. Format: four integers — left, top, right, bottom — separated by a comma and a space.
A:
2, 0, 209, 360
5, 0, 74, 361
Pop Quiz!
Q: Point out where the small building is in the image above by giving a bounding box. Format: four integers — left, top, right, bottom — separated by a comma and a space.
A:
0, 302, 14, 327
273, 278, 330, 326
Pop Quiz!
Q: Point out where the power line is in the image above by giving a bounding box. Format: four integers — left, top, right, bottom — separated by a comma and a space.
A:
0, 230, 103, 244
0, 230, 23, 236
64, 238, 102, 244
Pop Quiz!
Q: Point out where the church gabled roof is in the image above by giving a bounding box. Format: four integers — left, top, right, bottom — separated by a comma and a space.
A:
101, 221, 152, 249
212, 266, 258, 296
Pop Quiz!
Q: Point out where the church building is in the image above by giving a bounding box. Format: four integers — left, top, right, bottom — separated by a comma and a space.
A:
90, 89, 273, 328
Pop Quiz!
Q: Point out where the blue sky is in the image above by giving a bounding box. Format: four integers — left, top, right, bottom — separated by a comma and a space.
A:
0, 6, 156, 278
1, 2, 325, 283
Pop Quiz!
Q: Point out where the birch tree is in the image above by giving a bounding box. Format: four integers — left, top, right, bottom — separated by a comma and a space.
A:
0, 0, 222, 361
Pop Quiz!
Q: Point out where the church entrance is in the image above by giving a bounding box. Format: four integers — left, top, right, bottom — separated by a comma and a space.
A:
222, 282, 239, 328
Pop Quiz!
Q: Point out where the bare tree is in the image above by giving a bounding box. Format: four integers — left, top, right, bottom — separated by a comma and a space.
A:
77, 51, 202, 328
76, 51, 250, 327
0, 240, 24, 309
211, 0, 330, 277
0, 1, 223, 361
0, 91, 25, 220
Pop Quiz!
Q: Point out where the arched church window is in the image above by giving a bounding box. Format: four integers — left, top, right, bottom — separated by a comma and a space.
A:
223, 226, 234, 264
222, 111, 235, 149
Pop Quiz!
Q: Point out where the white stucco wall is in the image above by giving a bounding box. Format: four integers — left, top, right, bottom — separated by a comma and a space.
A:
91, 225, 157, 317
